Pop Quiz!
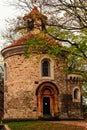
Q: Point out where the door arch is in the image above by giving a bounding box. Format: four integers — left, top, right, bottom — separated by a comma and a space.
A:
36, 82, 59, 117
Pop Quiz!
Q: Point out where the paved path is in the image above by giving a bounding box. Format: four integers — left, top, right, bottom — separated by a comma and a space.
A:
50, 121, 87, 130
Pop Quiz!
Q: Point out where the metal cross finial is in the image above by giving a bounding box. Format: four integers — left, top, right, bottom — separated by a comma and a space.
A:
33, 0, 37, 6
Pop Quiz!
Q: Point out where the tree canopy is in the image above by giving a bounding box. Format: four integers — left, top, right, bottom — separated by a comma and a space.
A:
3, 0, 87, 58
1, 0, 87, 102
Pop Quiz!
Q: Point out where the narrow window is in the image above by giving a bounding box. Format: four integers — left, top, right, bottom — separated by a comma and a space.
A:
74, 88, 79, 99
42, 59, 50, 76
4, 63, 7, 81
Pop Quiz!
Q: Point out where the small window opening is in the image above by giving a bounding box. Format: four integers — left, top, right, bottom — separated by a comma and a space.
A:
74, 89, 79, 99
4, 63, 7, 81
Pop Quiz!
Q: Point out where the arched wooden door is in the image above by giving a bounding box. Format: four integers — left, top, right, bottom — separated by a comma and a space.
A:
36, 82, 59, 117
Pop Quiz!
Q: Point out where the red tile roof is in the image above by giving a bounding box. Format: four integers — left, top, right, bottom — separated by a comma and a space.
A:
6, 33, 61, 49
6, 33, 34, 48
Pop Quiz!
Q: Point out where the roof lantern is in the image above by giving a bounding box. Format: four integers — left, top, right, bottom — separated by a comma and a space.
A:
23, 6, 47, 33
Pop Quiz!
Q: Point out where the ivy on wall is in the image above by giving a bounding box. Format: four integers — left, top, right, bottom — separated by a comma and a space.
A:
23, 33, 67, 58
22, 33, 84, 75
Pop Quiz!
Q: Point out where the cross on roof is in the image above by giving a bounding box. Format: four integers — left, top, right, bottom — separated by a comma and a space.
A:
33, 0, 37, 7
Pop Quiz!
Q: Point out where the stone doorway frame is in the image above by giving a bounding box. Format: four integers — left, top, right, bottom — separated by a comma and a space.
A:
36, 82, 59, 117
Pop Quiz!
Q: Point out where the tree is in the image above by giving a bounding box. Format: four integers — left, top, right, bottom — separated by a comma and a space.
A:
3, 0, 87, 72
2, 0, 87, 57
1, 0, 87, 102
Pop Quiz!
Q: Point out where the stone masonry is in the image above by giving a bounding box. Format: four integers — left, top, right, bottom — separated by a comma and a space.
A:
3, 52, 66, 119
1, 47, 83, 120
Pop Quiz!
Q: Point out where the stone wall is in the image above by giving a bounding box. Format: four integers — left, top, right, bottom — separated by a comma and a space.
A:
59, 76, 83, 119
4, 53, 67, 120
0, 84, 4, 121
3, 52, 83, 120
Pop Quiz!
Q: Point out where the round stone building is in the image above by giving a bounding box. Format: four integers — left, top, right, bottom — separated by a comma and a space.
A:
1, 7, 83, 121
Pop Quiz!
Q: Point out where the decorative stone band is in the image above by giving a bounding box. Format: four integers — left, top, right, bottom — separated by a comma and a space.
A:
67, 74, 83, 81
1, 45, 26, 59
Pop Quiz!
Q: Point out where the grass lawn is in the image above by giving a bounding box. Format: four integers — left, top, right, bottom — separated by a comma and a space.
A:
6, 121, 84, 130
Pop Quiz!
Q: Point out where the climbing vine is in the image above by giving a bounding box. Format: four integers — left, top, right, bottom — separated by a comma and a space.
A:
23, 33, 86, 77
23, 33, 66, 58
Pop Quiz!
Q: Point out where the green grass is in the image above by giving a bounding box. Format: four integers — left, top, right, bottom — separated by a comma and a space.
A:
6, 121, 84, 130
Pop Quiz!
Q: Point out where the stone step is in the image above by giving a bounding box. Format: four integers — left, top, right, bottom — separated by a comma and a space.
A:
40, 114, 59, 121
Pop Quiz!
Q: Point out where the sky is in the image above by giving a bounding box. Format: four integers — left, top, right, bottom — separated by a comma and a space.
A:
0, 0, 20, 50
0, 0, 17, 30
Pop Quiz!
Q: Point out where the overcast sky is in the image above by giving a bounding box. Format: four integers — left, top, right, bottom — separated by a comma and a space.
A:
0, 0, 17, 30
0, 0, 20, 50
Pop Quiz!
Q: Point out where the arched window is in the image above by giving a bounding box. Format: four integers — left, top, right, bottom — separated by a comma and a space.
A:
40, 57, 54, 79
74, 88, 79, 100
42, 59, 50, 76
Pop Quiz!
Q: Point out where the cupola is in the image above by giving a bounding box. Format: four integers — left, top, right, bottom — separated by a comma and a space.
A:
23, 6, 47, 33
1, 7, 48, 58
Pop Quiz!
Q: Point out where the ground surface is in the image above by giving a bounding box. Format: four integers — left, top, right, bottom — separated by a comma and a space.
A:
6, 120, 87, 130
52, 121, 87, 130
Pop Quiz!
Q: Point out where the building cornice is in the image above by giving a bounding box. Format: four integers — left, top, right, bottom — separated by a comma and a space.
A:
1, 45, 25, 59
